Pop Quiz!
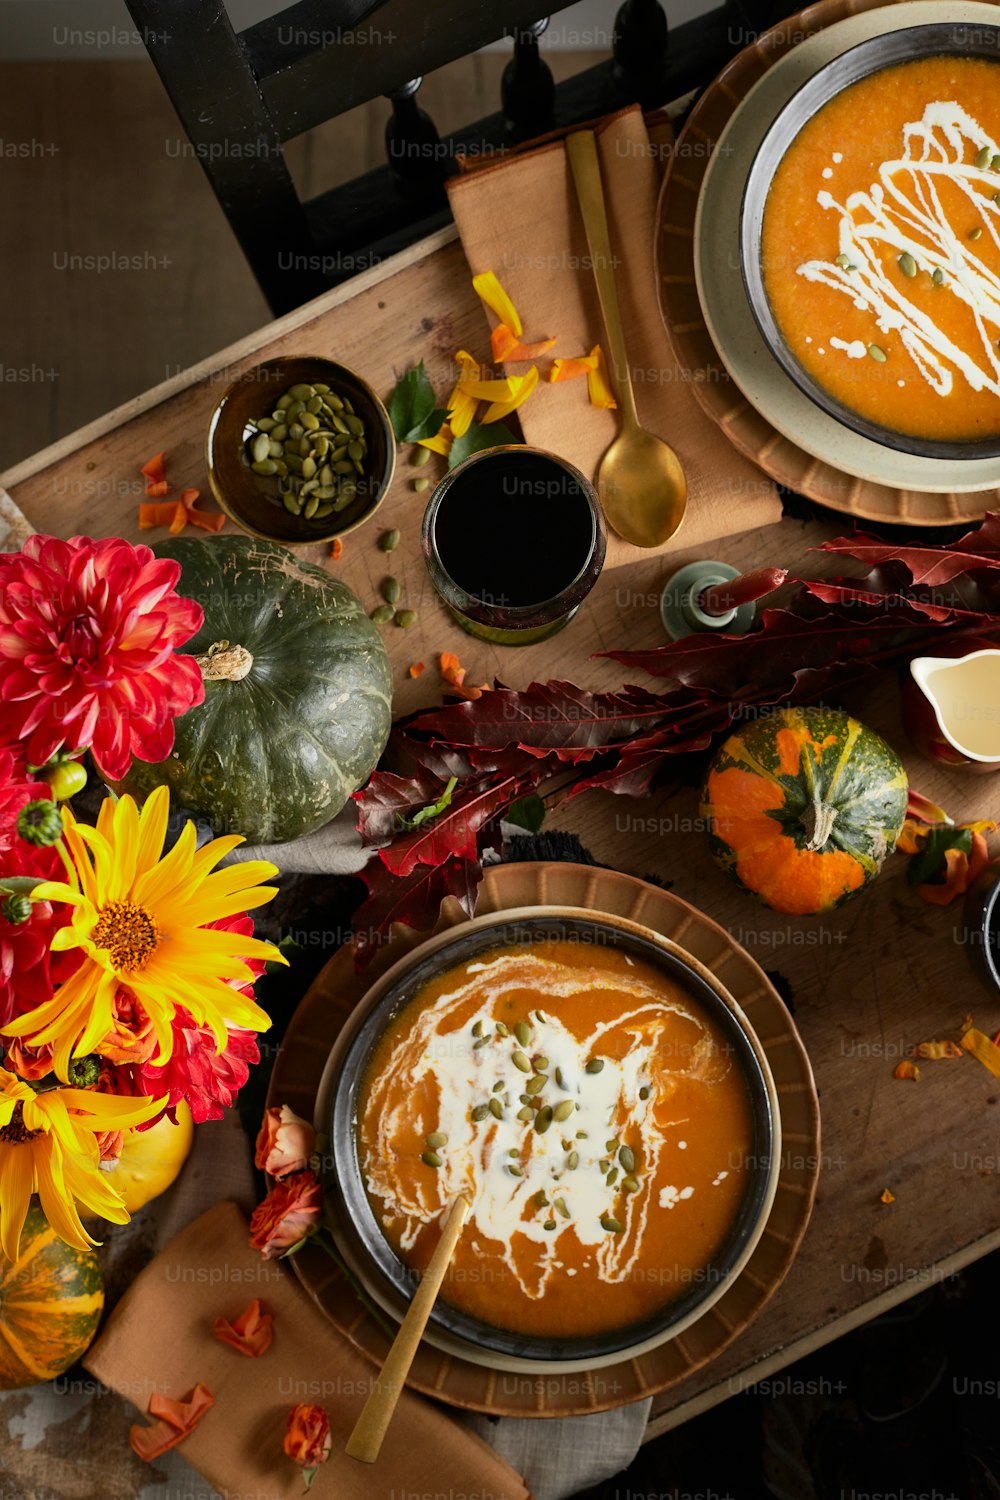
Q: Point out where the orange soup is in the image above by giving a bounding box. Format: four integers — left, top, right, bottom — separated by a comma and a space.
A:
762, 56, 1000, 441
357, 940, 754, 1339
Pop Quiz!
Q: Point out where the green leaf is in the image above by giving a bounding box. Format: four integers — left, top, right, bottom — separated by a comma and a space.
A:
398, 775, 458, 830
388, 362, 448, 443
907, 825, 972, 887
506, 794, 546, 833
265, 933, 302, 973
448, 419, 519, 470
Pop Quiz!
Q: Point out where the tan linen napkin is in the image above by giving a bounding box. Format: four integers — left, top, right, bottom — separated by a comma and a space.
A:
84, 1200, 532, 1500
447, 105, 781, 565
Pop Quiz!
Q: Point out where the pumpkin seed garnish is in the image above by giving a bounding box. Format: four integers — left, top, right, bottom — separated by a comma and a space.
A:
534, 1105, 554, 1134
898, 251, 917, 278
932, 267, 946, 285
512, 1050, 532, 1073
543, 1219, 557, 1231
492, 1079, 505, 1093
380, 529, 401, 552
532, 1190, 549, 1208
473, 1034, 491, 1049
534, 1009, 547, 1023
834, 252, 852, 269
534, 1056, 549, 1071
605, 1138, 619, 1153
412, 444, 431, 468
371, 604, 394, 625
992, 155, 1000, 170
970, 226, 984, 241
421, 1150, 442, 1168
576, 1130, 588, 1139
507, 1163, 524, 1177
517, 1106, 534, 1122
553, 1100, 575, 1122
495, 1021, 509, 1037
554, 1197, 570, 1219
638, 1086, 651, 1101
471, 1103, 490, 1123
567, 1150, 580, 1170
606, 1167, 619, 1187
515, 1020, 532, 1046
622, 1175, 640, 1193
425, 1131, 448, 1149
585, 1059, 605, 1075
413, 478, 430, 493
977, 146, 992, 169
867, 344, 887, 363
472, 1020, 485, 1038
600, 1215, 624, 1233
488, 1097, 504, 1120
525, 1074, 546, 1095
554, 1066, 565, 1088
619, 1145, 636, 1173
395, 610, 417, 629
519, 1093, 534, 1106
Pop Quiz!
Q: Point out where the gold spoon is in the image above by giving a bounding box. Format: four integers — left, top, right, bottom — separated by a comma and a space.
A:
566, 129, 687, 548
345, 1193, 470, 1465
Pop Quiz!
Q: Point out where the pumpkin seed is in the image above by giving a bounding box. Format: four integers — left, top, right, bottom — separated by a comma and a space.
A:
553, 1100, 575, 1122
488, 1097, 504, 1120
426, 1131, 448, 1149
315, 438, 330, 461
346, 413, 365, 436
326, 392, 344, 410
413, 477, 430, 493
288, 383, 316, 400
412, 444, 431, 467
495, 1021, 509, 1037
639, 1086, 651, 1101
993, 155, 1000, 170
932, 267, 946, 285
554, 1066, 565, 1089
421, 1150, 442, 1168
517, 1106, 534, 1122
268, 438, 284, 459
251, 458, 277, 475
302, 496, 320, 520
471, 1103, 491, 1122
252, 432, 272, 463
606, 1167, 619, 1186
473, 1034, 491, 1049
585, 1058, 604, 1074
532, 1191, 549, 1208
301, 412, 320, 433
605, 1138, 618, 1152
315, 485, 337, 500
512, 1050, 532, 1073
619, 1145, 636, 1173
554, 1197, 570, 1219
519, 1093, 534, 1106
301, 456, 317, 480
867, 344, 887, 363
282, 492, 302, 515
472, 1020, 485, 1038
535, 1056, 549, 1071
977, 146, 992, 169
332, 414, 350, 435
534, 1009, 547, 1023
576, 1130, 588, 1139
492, 1079, 505, 1092
313, 502, 335, 518
525, 1074, 546, 1095
333, 460, 354, 474
622, 1175, 640, 1193
271, 422, 288, 442
396, 609, 417, 629
543, 1219, 557, 1231
515, 1021, 532, 1046
254, 417, 275, 432
382, 577, 401, 605
600, 1215, 623, 1233
276, 394, 293, 410
834, 252, 852, 269
567, 1151, 579, 1170
534, 1105, 553, 1134
306, 394, 323, 414
380, 529, 401, 551
898, 251, 917, 278
507, 1163, 524, 1177
970, 226, 983, 241
371, 604, 394, 625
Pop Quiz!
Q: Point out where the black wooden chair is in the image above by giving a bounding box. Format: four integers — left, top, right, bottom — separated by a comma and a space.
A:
123, 0, 774, 315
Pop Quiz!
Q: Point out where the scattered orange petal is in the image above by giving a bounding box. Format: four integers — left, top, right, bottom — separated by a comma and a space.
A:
181, 489, 226, 533
896, 818, 925, 857
168, 501, 189, 535
550, 355, 598, 383
439, 651, 466, 688
587, 344, 617, 409
130, 1383, 214, 1462
491, 323, 556, 363
140, 452, 167, 491
138, 501, 181, 530
482, 365, 539, 423
960, 1024, 1000, 1078
408, 661, 425, 679
906, 789, 953, 826
329, 537, 344, 560
893, 1059, 920, 1081
145, 480, 171, 498
472, 271, 522, 337
914, 1039, 964, 1060
213, 1298, 273, 1358
879, 1188, 896, 1205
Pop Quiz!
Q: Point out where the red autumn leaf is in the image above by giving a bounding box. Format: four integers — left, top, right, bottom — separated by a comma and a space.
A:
819, 513, 1000, 586
354, 766, 452, 846
352, 854, 484, 966
380, 775, 531, 877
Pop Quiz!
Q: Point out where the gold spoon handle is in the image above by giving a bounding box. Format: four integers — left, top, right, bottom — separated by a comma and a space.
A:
566, 129, 639, 429
345, 1193, 470, 1465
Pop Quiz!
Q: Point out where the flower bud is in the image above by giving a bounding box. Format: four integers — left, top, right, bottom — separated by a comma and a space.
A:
17, 799, 63, 847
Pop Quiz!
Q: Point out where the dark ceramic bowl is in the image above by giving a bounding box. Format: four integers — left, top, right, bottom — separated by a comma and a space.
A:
963, 859, 1000, 992
324, 907, 780, 1367
740, 22, 1000, 462
206, 355, 395, 543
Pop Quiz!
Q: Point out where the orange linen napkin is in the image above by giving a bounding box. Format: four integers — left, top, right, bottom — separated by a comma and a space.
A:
447, 105, 781, 565
84, 1200, 531, 1500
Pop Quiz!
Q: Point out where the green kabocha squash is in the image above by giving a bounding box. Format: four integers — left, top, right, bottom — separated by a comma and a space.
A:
122, 536, 392, 843
0, 1204, 104, 1390
701, 705, 908, 915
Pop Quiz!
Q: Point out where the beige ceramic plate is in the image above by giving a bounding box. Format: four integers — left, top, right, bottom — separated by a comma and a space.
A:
265, 863, 820, 1417
658, 0, 1000, 521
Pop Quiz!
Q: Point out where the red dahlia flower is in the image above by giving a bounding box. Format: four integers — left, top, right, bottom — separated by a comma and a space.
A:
0, 535, 204, 781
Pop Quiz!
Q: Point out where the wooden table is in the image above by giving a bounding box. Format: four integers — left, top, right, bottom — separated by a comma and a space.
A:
5, 224, 999, 1441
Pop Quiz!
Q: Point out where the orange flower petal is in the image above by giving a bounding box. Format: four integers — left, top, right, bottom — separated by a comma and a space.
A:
329, 537, 344, 560
145, 479, 171, 498
482, 366, 539, 424
916, 846, 971, 906
472, 271, 522, 336
587, 344, 617, 409
895, 818, 926, 857
213, 1298, 273, 1358
550, 355, 598, 383
961, 1025, 1000, 1078
914, 1039, 964, 1060
893, 1059, 920, 1081
139, 501, 182, 530
879, 1188, 896, 1204
130, 1383, 214, 1462
491, 323, 556, 363
439, 651, 466, 687
140, 452, 167, 485
168, 501, 189, 536
408, 661, 425, 679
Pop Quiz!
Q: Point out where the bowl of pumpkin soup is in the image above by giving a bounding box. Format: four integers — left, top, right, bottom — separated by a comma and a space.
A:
741, 23, 1000, 458
324, 908, 780, 1367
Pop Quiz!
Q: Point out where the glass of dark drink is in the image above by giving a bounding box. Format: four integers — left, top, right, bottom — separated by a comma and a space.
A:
421, 446, 606, 645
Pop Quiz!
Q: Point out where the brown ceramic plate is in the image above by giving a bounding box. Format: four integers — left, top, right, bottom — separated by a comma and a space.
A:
205, 354, 395, 544
656, 0, 1000, 524
265, 863, 820, 1417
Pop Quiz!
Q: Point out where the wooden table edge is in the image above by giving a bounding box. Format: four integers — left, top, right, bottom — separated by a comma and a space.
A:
644, 1219, 1000, 1439
0, 224, 462, 494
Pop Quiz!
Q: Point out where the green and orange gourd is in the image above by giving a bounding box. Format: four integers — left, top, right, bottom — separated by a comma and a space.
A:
0, 1204, 104, 1390
701, 706, 909, 915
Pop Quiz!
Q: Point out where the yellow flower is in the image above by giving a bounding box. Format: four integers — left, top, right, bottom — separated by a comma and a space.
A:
0, 1068, 165, 1259
2, 788, 283, 1080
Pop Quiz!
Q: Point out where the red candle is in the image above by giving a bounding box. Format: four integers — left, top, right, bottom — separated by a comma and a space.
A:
699, 568, 787, 617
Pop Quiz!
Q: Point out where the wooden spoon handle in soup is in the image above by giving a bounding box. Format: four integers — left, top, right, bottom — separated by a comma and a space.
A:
565, 129, 638, 429
345, 1193, 471, 1465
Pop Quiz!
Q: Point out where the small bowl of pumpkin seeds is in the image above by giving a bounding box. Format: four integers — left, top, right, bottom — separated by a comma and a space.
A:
207, 355, 395, 544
